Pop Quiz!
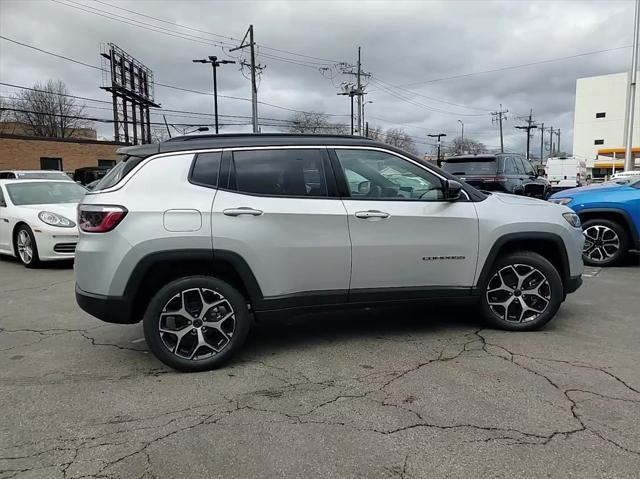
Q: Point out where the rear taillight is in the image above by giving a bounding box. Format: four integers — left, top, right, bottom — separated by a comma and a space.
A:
78, 205, 127, 233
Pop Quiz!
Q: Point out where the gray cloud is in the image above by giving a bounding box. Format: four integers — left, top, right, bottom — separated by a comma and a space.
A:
0, 0, 636, 154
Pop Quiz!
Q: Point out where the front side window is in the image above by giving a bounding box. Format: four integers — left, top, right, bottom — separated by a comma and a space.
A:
521, 159, 536, 176
6, 182, 86, 205
230, 149, 328, 197
335, 149, 443, 200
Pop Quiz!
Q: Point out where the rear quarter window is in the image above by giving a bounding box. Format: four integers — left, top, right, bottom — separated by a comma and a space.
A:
92, 156, 143, 191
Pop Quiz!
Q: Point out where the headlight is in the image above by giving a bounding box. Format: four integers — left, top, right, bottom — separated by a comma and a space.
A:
562, 212, 581, 228
38, 211, 76, 228
549, 197, 572, 205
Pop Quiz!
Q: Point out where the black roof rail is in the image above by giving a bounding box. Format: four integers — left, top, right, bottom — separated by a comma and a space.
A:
164, 133, 371, 143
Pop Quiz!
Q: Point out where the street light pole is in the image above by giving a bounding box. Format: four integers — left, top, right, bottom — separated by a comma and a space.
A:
458, 120, 464, 141
363, 101, 373, 135
192, 56, 235, 134
625, 0, 640, 171
428, 133, 447, 166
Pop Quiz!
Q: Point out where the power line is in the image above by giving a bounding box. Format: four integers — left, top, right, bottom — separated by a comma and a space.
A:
91, 0, 346, 64
0, 36, 349, 118
394, 45, 632, 88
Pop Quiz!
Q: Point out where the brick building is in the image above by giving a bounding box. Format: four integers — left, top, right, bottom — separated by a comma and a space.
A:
0, 133, 126, 173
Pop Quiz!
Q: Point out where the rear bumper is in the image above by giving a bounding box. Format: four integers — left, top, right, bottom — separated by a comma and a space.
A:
566, 275, 583, 294
75, 284, 137, 324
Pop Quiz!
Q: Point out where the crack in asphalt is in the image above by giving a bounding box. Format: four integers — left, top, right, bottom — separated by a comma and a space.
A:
2, 326, 639, 477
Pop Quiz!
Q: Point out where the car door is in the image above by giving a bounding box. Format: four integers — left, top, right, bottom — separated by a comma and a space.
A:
211, 147, 351, 308
500, 156, 519, 193
332, 147, 479, 299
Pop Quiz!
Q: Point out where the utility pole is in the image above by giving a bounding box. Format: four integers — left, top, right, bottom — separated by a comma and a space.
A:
230, 25, 263, 133
515, 110, 537, 161
428, 133, 447, 166
337, 87, 356, 134
192, 56, 235, 134
538, 122, 544, 164
548, 126, 555, 158
458, 119, 464, 141
625, 0, 640, 171
556, 129, 561, 155
357, 46, 362, 135
491, 104, 508, 152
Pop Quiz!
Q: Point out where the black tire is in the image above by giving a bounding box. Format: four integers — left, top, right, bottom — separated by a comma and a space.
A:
14, 225, 40, 268
143, 276, 251, 372
581, 219, 629, 267
480, 251, 563, 331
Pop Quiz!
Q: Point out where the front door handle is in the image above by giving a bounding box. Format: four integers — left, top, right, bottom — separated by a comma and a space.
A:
223, 207, 263, 217
354, 210, 390, 219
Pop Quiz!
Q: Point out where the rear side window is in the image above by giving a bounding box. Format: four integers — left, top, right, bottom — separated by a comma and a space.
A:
503, 157, 518, 174
92, 156, 142, 191
441, 159, 497, 175
230, 149, 328, 197
190, 152, 221, 188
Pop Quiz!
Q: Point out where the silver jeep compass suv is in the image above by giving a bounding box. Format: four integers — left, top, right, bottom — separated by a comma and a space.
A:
75, 134, 584, 371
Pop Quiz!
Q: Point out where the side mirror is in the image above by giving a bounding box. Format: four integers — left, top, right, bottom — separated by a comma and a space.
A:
358, 180, 371, 195
444, 179, 463, 201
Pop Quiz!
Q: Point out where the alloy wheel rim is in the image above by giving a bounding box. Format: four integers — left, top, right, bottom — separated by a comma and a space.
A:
486, 264, 551, 323
583, 225, 619, 263
17, 230, 33, 264
158, 287, 235, 361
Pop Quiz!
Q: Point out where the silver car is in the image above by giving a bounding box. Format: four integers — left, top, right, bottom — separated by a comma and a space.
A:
75, 134, 584, 371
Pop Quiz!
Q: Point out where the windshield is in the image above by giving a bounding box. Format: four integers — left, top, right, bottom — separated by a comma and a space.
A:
6, 182, 86, 205
14, 171, 71, 180
441, 160, 497, 175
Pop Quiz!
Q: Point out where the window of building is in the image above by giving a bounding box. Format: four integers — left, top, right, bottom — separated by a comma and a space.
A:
190, 152, 221, 188
594, 139, 605, 145
40, 157, 63, 171
230, 149, 328, 197
595, 112, 606, 118
98, 159, 116, 168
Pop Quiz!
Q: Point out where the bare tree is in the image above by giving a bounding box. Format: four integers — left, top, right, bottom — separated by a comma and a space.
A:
0, 96, 10, 123
383, 128, 417, 154
150, 126, 172, 143
444, 136, 488, 156
11, 80, 92, 138
366, 125, 384, 141
286, 111, 348, 135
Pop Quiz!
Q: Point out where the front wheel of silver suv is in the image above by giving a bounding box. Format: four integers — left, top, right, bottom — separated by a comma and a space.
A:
480, 251, 563, 331
143, 276, 251, 372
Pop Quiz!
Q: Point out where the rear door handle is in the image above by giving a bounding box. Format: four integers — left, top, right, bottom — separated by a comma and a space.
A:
223, 207, 263, 217
354, 210, 390, 219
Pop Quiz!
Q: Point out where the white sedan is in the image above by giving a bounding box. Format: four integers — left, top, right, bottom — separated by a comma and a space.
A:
0, 179, 86, 267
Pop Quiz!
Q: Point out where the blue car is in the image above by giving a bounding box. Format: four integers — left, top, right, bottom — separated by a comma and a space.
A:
549, 177, 640, 266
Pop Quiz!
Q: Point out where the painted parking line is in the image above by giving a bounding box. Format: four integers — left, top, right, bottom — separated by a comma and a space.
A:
131, 337, 146, 343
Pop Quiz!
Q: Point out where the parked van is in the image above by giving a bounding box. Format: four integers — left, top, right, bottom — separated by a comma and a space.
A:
545, 157, 588, 191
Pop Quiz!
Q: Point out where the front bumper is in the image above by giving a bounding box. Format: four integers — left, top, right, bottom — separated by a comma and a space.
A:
75, 284, 136, 324
566, 275, 583, 294
33, 228, 78, 261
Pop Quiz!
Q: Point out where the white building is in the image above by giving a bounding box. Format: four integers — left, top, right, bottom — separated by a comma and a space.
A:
573, 72, 640, 178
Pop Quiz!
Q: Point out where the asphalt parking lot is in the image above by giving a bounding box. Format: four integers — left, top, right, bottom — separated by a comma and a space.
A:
0, 258, 639, 479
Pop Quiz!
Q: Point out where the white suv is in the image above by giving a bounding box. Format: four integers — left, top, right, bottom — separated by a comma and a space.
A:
75, 134, 584, 371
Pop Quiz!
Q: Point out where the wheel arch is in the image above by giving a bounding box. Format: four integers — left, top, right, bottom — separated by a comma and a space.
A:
126, 249, 263, 323
576, 208, 637, 244
12, 221, 32, 256
475, 232, 571, 292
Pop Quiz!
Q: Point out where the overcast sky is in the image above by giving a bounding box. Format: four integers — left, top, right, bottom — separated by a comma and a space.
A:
0, 0, 637, 155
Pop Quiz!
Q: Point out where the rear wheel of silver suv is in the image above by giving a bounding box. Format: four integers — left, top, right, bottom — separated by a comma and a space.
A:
143, 276, 251, 371
480, 251, 563, 331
